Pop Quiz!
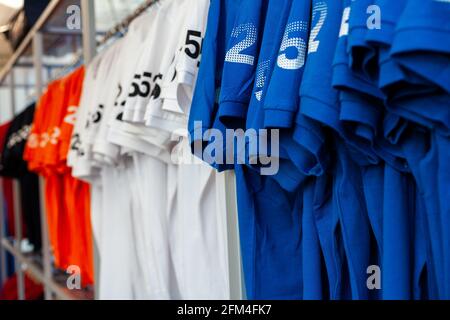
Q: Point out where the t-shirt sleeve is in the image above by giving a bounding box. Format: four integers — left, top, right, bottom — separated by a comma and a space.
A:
263, 0, 310, 129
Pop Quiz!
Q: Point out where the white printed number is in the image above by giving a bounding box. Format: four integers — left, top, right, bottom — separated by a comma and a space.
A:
39, 127, 61, 147
339, 7, 351, 37
255, 60, 270, 101
27, 133, 39, 149
308, 2, 328, 54
225, 23, 257, 65
64, 106, 78, 125
277, 21, 308, 70
7, 125, 31, 149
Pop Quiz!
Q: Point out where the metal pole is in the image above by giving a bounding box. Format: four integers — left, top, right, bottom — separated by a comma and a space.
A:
81, 0, 97, 65
33, 33, 43, 96
9, 70, 26, 300
12, 181, 25, 300
33, 32, 53, 300
215, 170, 243, 300
81, 0, 98, 299
38, 176, 52, 300
0, 179, 7, 286
1, 239, 76, 300
224, 171, 244, 299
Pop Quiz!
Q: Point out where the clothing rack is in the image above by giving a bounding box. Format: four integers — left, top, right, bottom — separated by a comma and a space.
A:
47, 0, 158, 86
98, 0, 160, 47
0, 0, 243, 300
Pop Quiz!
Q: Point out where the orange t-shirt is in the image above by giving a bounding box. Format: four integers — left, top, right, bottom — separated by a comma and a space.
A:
59, 67, 94, 286
24, 67, 94, 286
24, 83, 54, 174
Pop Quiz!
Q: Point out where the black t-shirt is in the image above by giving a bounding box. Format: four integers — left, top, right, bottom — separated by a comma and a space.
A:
1, 104, 35, 177
0, 104, 42, 252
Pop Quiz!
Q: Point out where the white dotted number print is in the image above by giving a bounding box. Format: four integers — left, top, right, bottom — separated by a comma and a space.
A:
225, 23, 258, 65
339, 7, 351, 37
255, 60, 270, 101
277, 21, 308, 70
308, 2, 328, 54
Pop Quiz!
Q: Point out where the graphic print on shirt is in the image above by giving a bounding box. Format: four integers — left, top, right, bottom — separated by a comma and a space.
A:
339, 6, 350, 37
145, 5, 209, 130
114, 84, 126, 121
185, 29, 203, 62
128, 72, 163, 99
70, 133, 85, 157
85, 105, 104, 129
7, 125, 31, 149
277, 21, 308, 70
176, 28, 204, 80
225, 23, 258, 65
255, 60, 270, 101
39, 127, 61, 148
308, 1, 328, 54
63, 105, 78, 126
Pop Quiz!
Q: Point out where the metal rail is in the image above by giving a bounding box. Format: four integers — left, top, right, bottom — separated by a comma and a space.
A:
1, 238, 88, 300
0, 0, 62, 84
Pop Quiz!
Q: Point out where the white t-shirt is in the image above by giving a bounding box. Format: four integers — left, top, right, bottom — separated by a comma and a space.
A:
107, 0, 192, 161
145, 0, 210, 136
68, 40, 121, 181
140, 0, 230, 299
92, 6, 161, 166
68, 0, 231, 300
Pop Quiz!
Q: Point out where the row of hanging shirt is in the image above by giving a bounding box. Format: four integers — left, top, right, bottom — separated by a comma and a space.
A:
26, 0, 231, 300
22, 0, 450, 300
186, 0, 449, 300
68, 0, 231, 299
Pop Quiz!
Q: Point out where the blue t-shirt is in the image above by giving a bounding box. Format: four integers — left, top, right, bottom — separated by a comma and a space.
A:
333, 136, 373, 299
242, 0, 306, 191
233, 164, 304, 299
299, 0, 342, 133
197, 0, 306, 299
364, 0, 407, 83
332, 0, 382, 167
335, 1, 433, 299
245, 0, 293, 132
295, 0, 351, 299
218, 0, 270, 130
299, 0, 378, 169
263, 0, 311, 129
388, 0, 450, 136
362, 153, 431, 299
302, 177, 327, 299
333, 0, 383, 99
381, 163, 416, 299
334, 0, 416, 173
415, 132, 450, 299
365, 0, 437, 108
347, 0, 377, 80
188, 0, 242, 171
401, 127, 446, 299
265, 0, 320, 192
294, 0, 343, 175
391, 0, 450, 94
260, 0, 313, 191
362, 0, 440, 150
311, 171, 352, 299
386, 91, 450, 137
236, 0, 306, 299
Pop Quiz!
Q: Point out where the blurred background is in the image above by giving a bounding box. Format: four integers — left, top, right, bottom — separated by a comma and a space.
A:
0, 0, 145, 123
